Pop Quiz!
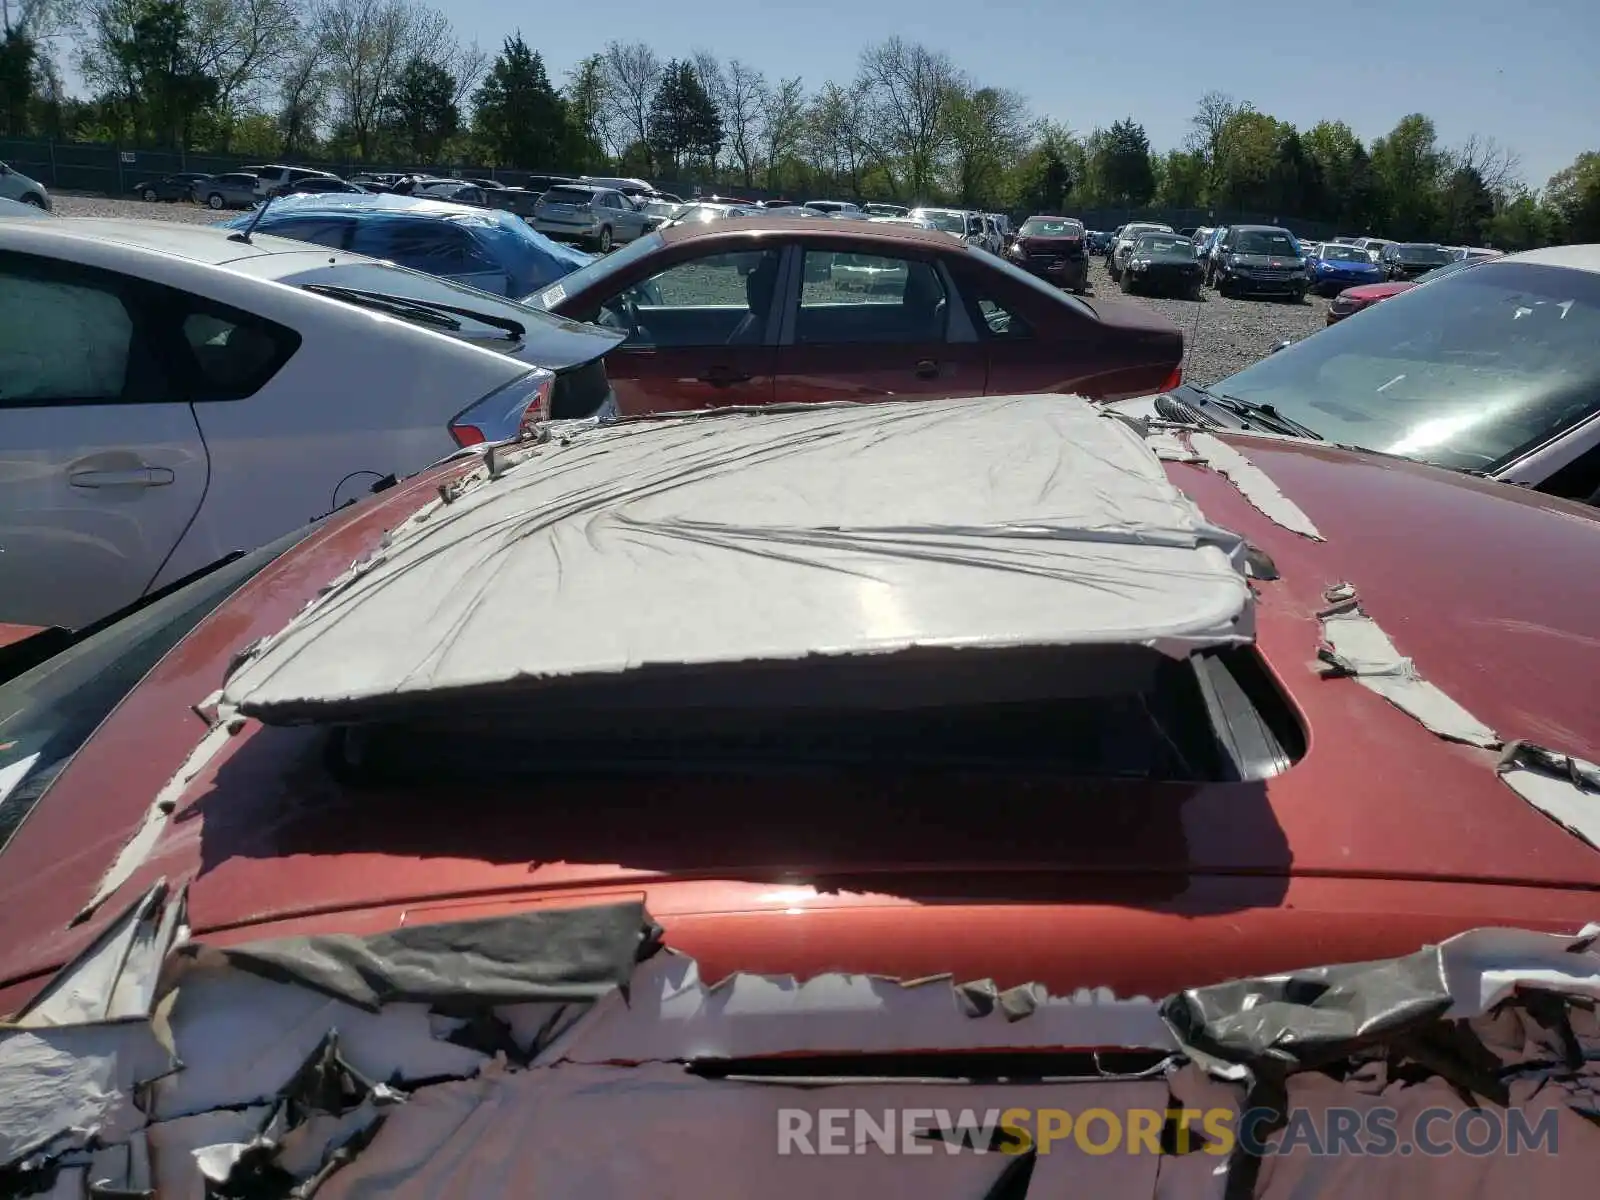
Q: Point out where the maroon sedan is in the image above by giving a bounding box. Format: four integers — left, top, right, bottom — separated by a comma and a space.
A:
526, 217, 1182, 415
3, 399, 1599, 1194
1005, 214, 1091, 292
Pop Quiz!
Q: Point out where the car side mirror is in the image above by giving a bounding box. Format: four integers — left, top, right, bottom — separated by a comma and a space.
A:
0, 163, 10, 175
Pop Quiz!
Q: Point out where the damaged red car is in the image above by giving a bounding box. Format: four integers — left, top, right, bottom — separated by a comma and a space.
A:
525, 217, 1181, 414
1, 397, 1598, 1196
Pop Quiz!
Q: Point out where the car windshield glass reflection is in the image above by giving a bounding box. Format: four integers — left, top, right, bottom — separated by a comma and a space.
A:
1234, 231, 1297, 254
1209, 262, 1600, 473
1398, 244, 1455, 264
1322, 246, 1369, 263
1020, 219, 1082, 237
1137, 236, 1189, 255
916, 210, 966, 234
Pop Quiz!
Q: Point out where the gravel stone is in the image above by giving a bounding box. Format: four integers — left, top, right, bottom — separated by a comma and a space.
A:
53, 191, 238, 226
48, 196, 1330, 388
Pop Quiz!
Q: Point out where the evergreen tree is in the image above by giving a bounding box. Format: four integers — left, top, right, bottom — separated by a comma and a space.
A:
383, 55, 457, 164
647, 60, 722, 176
472, 33, 567, 168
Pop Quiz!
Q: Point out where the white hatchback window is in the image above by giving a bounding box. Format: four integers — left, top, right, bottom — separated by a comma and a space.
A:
0, 273, 131, 403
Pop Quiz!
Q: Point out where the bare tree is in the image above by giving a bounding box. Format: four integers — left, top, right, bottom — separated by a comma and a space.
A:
405, 2, 485, 108
805, 80, 871, 197
1449, 133, 1523, 194
757, 74, 804, 191
598, 40, 661, 158
189, 0, 302, 149
855, 38, 961, 201
710, 57, 765, 189
276, 43, 327, 155
1185, 90, 1252, 191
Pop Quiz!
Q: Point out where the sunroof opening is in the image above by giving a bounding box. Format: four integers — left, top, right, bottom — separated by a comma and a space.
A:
325, 646, 1304, 786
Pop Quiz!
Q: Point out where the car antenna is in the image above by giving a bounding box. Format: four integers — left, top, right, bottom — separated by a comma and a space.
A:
228, 193, 275, 244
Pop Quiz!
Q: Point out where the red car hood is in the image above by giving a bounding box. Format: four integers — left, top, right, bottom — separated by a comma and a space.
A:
1341, 280, 1415, 303
2, 436, 1598, 1011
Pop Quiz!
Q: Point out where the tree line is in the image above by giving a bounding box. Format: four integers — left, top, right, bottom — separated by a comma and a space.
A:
2, 0, 1598, 249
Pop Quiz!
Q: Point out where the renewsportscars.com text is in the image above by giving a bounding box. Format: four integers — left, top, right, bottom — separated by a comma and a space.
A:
776, 1106, 1561, 1158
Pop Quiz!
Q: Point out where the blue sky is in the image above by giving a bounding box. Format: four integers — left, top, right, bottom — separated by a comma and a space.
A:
443, 0, 1595, 188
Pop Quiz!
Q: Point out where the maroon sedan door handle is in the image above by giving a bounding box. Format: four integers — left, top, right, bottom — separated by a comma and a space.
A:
700, 365, 753, 387
914, 359, 941, 379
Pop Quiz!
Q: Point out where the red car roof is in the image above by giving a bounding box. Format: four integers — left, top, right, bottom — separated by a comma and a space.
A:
1, 428, 1597, 1013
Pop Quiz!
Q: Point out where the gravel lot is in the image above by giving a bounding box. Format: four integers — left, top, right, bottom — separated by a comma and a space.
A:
50, 194, 1331, 385
1081, 254, 1332, 387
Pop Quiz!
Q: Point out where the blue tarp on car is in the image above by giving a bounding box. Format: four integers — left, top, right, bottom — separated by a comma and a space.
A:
220, 193, 594, 297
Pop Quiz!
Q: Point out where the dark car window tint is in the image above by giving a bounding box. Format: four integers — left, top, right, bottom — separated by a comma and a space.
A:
260, 217, 354, 249
798, 252, 948, 344
356, 220, 491, 274
0, 524, 319, 856
180, 308, 301, 400
614, 249, 780, 348
542, 187, 598, 206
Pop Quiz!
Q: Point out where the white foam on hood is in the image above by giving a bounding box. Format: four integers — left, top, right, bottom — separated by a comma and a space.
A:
216, 397, 1256, 719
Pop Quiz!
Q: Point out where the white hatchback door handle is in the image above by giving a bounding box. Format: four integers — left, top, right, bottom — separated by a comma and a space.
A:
69, 467, 176, 488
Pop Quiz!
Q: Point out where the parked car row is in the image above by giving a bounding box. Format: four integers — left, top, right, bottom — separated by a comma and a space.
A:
1, 164, 1598, 1195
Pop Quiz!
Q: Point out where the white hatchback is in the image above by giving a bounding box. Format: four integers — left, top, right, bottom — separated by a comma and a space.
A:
0, 219, 620, 630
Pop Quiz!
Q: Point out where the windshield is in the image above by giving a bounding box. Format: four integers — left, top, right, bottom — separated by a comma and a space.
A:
524, 232, 665, 308
1233, 230, 1298, 255
915, 210, 967, 234
1398, 243, 1454, 264
0, 524, 319, 854
1019, 218, 1083, 237
1136, 235, 1190, 255
1209, 262, 1600, 473
1321, 245, 1370, 263
1412, 259, 1480, 284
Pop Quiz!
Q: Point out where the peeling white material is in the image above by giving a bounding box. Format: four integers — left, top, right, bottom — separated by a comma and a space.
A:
151, 964, 489, 1120
538, 951, 1177, 1067
1188, 432, 1325, 540
147, 1106, 271, 1199
22, 882, 185, 1027
1432, 925, 1600, 1018
0, 1022, 168, 1166
75, 718, 242, 923
1144, 428, 1203, 462
1498, 746, 1600, 851
218, 398, 1257, 721
1319, 608, 1500, 747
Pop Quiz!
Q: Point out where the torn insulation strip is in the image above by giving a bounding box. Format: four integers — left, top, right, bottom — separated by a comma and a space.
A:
1317, 605, 1500, 748
1186, 432, 1325, 541
1497, 741, 1600, 852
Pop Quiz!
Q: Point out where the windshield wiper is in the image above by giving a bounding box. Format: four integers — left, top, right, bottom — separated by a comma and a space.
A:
304, 284, 461, 332
1201, 389, 1324, 441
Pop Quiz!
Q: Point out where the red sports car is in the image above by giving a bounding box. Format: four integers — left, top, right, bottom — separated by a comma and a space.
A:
526, 217, 1182, 415
1, 398, 1598, 1193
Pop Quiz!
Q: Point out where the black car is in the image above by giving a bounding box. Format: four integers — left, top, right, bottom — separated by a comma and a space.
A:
131, 172, 212, 203
1121, 232, 1204, 298
1381, 242, 1456, 281
1209, 225, 1309, 301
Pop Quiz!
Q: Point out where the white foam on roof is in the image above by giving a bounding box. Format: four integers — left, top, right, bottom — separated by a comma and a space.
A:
219, 396, 1255, 719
